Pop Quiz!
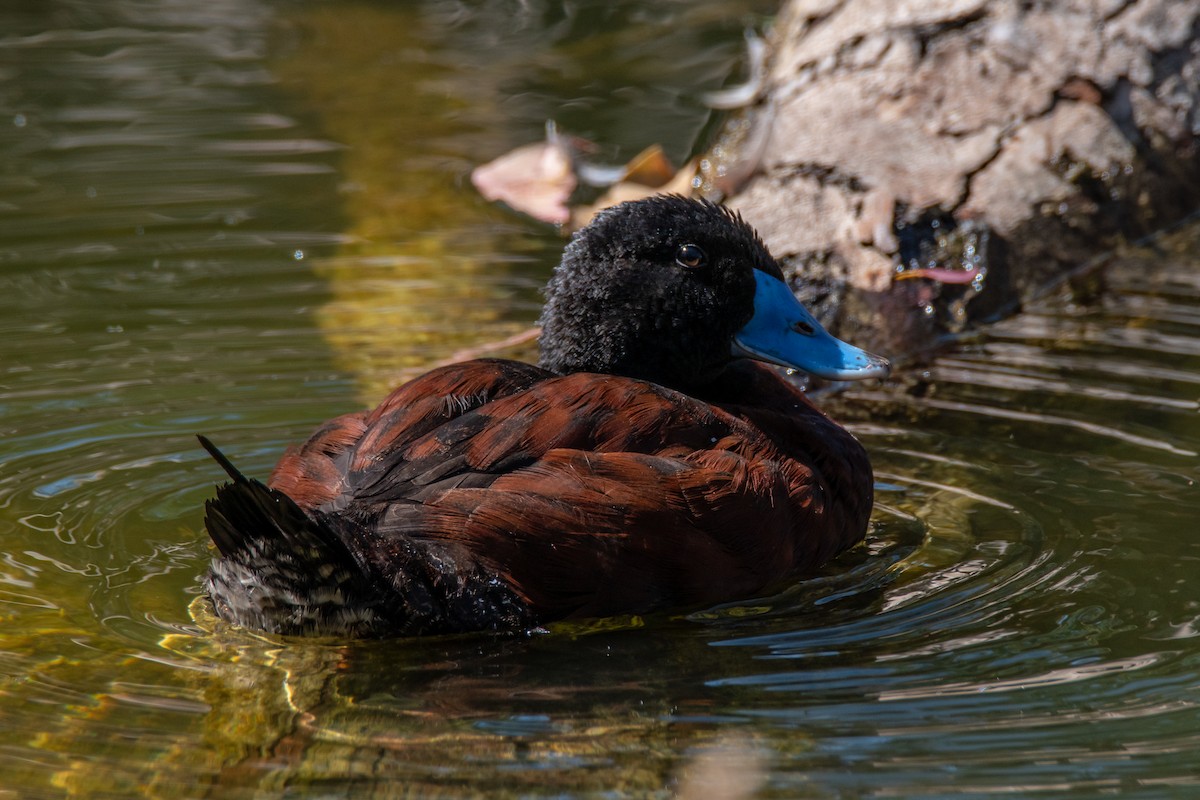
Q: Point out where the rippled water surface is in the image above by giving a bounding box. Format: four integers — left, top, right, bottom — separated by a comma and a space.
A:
2, 2, 1199, 798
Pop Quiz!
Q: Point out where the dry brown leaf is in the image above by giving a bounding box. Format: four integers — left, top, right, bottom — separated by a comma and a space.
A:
471, 138, 575, 225
568, 158, 699, 231
621, 144, 677, 188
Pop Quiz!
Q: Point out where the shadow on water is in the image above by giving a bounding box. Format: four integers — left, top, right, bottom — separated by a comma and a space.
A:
1, 1, 1199, 798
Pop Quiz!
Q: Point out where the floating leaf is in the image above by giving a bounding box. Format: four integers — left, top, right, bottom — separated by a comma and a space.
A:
569, 158, 700, 230
620, 144, 677, 188
471, 133, 576, 225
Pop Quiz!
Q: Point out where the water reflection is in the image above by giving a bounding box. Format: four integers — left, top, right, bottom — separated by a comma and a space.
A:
2, 0, 1200, 797
267, 0, 767, 398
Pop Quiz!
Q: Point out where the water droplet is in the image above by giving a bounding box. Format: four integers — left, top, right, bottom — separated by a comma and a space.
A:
922, 304, 935, 317
13, 113, 26, 128
293, 249, 305, 260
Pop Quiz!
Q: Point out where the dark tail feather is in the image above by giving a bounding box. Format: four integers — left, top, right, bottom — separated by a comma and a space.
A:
195, 436, 537, 637
197, 434, 280, 558
197, 434, 353, 562
197, 434, 247, 485
196, 434, 275, 558
197, 436, 386, 635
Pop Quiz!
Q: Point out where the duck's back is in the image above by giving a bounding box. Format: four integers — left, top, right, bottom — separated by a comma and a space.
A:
204, 359, 873, 636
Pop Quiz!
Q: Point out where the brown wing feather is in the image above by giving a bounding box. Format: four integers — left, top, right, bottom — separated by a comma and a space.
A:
362, 446, 804, 620
269, 359, 549, 510
263, 359, 871, 626
268, 412, 368, 509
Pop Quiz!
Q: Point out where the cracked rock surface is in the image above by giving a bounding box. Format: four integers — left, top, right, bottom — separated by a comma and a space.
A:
727, 0, 1200, 359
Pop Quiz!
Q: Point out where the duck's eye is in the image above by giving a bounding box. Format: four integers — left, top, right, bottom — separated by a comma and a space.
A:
675, 243, 707, 269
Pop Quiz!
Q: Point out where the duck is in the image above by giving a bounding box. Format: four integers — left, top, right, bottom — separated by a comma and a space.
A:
199, 195, 890, 638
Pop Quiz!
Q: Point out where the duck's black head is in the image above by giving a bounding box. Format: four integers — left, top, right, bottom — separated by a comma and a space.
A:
538, 195, 889, 391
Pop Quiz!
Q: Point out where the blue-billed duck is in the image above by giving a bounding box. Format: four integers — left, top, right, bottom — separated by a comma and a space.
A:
199, 196, 890, 637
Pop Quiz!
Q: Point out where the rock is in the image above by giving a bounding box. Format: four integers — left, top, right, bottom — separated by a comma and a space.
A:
724, 0, 1200, 360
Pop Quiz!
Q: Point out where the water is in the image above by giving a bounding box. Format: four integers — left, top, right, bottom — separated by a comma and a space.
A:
1, 1, 1198, 797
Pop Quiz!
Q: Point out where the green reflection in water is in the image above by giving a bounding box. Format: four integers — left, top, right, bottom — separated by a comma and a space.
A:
264, 0, 760, 400
269, 3, 539, 400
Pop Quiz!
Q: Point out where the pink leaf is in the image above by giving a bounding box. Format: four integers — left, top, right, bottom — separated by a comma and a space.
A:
471, 139, 576, 225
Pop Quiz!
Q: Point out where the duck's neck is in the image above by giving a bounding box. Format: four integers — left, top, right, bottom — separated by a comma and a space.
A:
537, 325, 726, 393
